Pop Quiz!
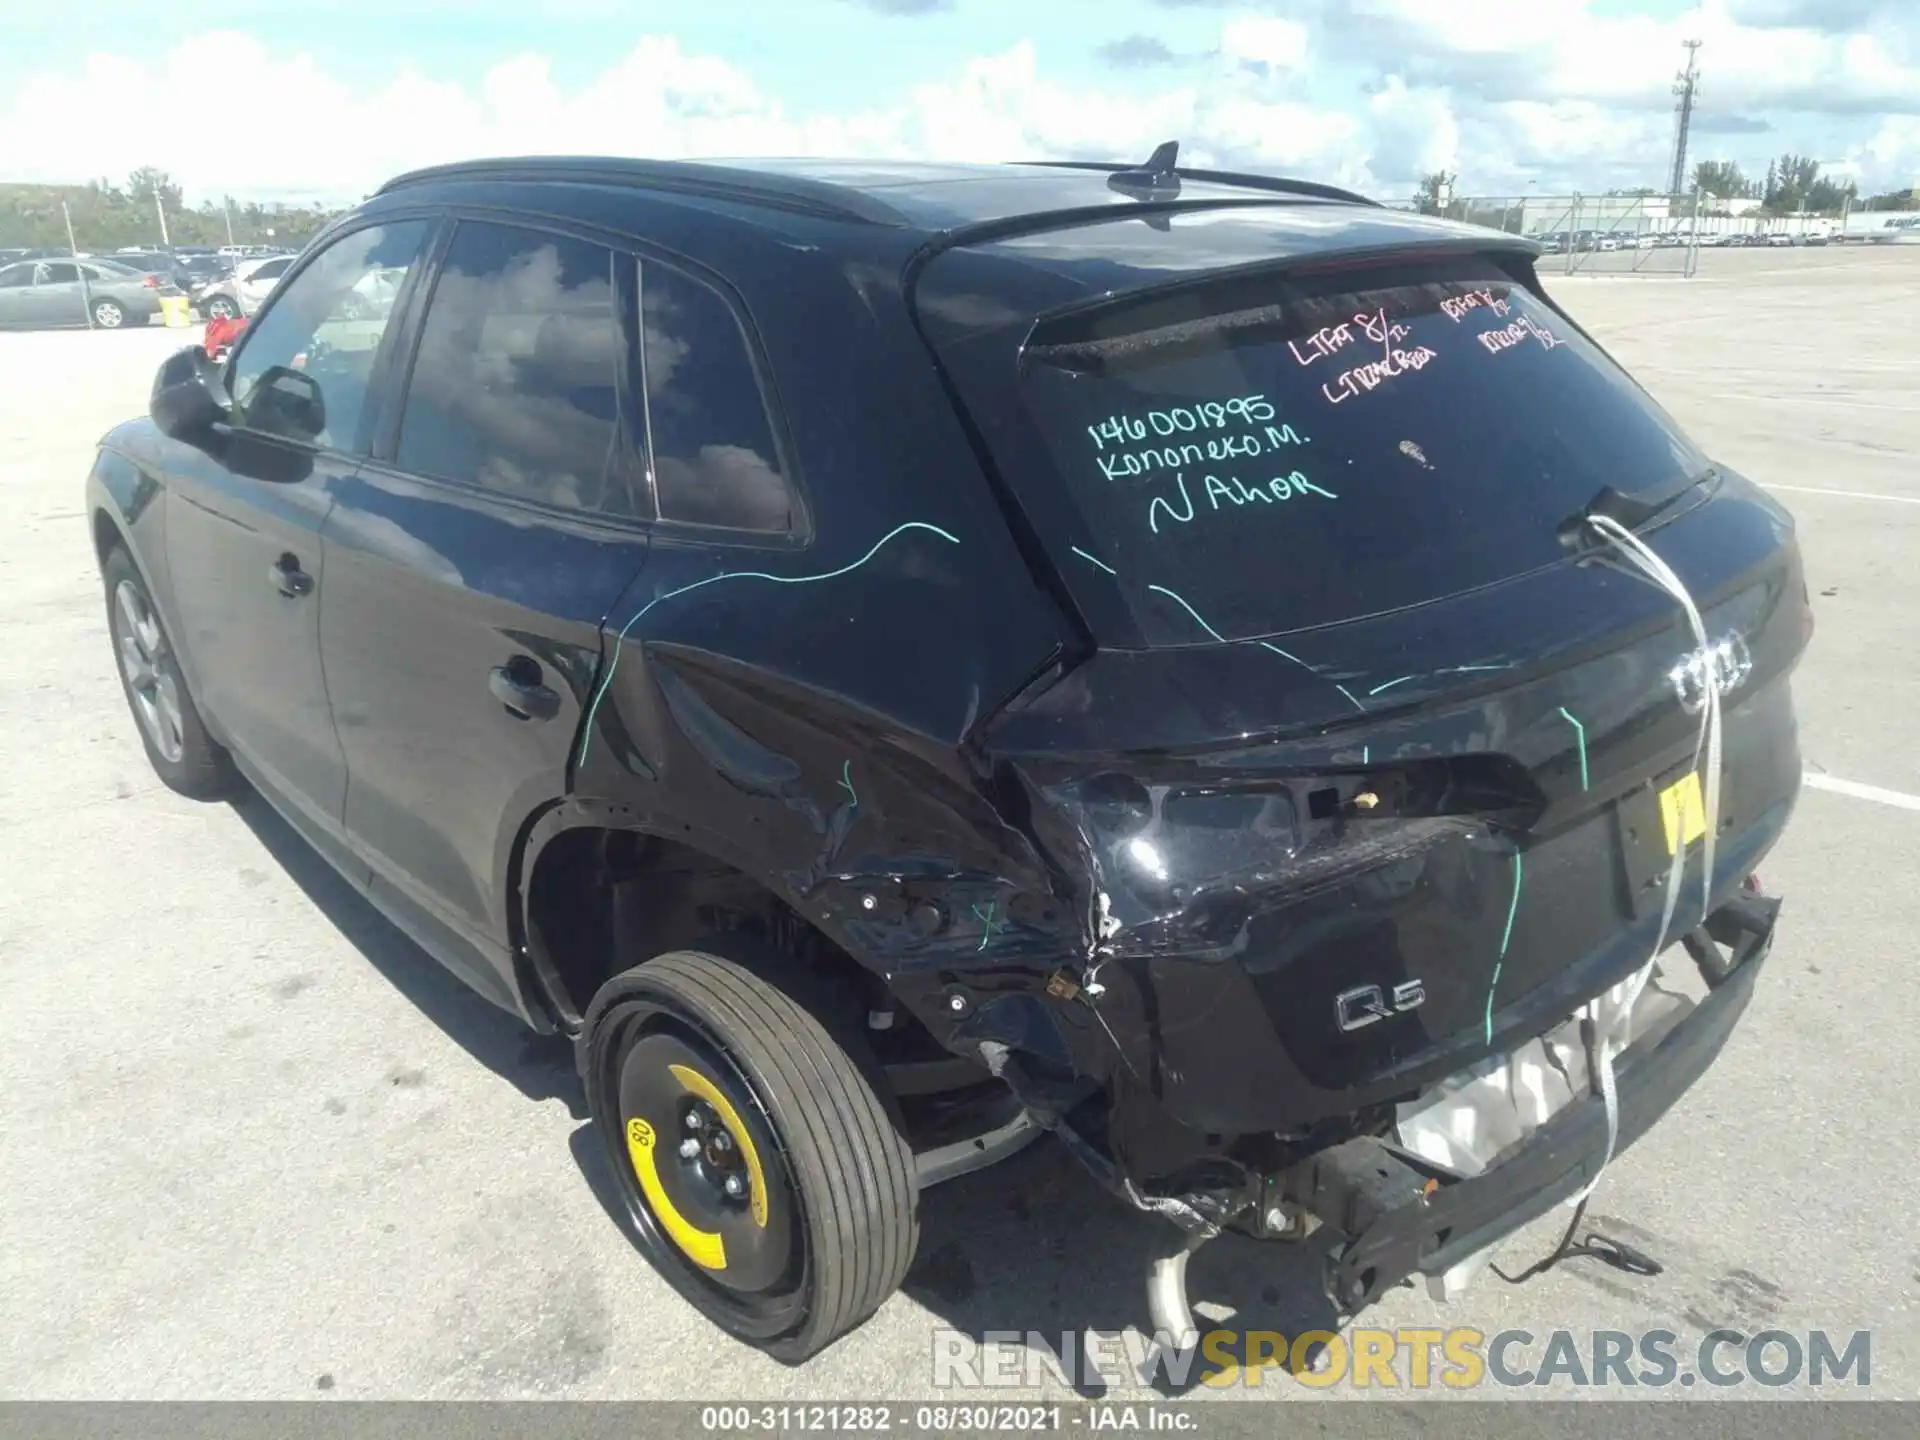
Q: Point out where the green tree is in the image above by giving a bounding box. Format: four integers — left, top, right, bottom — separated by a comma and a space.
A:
1805, 175, 1857, 214
126, 166, 184, 213
2, 178, 347, 252
1764, 153, 1822, 212
1413, 170, 1457, 216
1691, 160, 1748, 199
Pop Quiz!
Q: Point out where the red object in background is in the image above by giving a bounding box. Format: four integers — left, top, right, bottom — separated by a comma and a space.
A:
204, 314, 248, 361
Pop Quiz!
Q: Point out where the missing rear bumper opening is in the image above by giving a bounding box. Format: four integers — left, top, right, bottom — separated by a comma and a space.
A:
1009, 887, 1779, 1341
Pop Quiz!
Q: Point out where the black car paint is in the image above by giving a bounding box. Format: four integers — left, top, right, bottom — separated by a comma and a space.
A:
89, 160, 1807, 1201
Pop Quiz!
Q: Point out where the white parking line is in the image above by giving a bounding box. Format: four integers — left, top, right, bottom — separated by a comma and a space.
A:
1765, 483, 1920, 506
1715, 394, 1913, 412
1803, 773, 1920, 812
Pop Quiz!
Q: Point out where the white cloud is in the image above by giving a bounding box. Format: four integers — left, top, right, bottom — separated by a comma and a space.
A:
1305, 0, 1920, 115
1366, 79, 1461, 185
1, 4, 1916, 207
1855, 116, 1920, 186
1219, 16, 1311, 73
0, 29, 1378, 199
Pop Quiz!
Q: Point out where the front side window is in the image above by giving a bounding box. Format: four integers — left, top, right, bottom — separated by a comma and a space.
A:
395, 221, 633, 515
0, 264, 31, 288
39, 263, 78, 285
641, 266, 791, 533
228, 221, 429, 450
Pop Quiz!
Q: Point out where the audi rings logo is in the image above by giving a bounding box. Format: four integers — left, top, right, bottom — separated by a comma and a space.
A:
1669, 633, 1753, 715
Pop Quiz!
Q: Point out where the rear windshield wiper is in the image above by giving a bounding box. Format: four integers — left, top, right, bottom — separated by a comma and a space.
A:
1557, 468, 1718, 551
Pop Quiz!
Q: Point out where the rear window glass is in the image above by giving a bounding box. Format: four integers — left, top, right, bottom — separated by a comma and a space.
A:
1019, 257, 1708, 645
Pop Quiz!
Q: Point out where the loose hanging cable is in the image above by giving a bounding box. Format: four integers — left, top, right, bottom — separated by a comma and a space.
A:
1497, 511, 1726, 1282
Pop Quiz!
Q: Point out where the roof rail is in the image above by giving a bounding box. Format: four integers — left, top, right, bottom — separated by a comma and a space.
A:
374, 156, 912, 227
1023, 154, 1380, 209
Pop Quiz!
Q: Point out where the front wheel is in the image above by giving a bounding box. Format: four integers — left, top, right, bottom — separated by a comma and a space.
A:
204, 295, 237, 321
102, 545, 237, 798
581, 942, 918, 1362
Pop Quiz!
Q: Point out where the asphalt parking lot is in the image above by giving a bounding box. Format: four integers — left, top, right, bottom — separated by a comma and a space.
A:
1, 245, 1916, 1403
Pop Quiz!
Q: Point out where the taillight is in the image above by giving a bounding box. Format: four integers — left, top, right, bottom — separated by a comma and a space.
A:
142, 273, 159, 288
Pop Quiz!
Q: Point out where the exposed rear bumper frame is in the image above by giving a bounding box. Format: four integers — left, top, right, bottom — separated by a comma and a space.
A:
1135, 886, 1780, 1342
1311, 886, 1780, 1311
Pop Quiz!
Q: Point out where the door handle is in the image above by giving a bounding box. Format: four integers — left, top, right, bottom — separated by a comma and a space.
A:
271, 553, 313, 598
489, 658, 561, 722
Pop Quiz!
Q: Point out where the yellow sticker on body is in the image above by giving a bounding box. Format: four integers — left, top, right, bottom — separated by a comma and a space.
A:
1658, 771, 1707, 856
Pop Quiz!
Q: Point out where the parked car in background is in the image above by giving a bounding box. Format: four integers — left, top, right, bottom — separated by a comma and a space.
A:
1765, 232, 1795, 247
0, 257, 174, 329
178, 251, 232, 291
107, 249, 200, 292
195, 252, 297, 319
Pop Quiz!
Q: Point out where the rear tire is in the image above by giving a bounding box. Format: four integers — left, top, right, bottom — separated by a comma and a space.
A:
102, 544, 237, 799
204, 295, 237, 321
92, 299, 125, 329
581, 941, 918, 1362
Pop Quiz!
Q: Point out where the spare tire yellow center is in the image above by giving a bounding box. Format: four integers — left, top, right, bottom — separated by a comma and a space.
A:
625, 1064, 769, 1270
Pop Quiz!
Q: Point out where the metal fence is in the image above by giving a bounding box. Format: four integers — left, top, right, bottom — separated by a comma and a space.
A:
1396, 189, 1875, 274
1392, 193, 1707, 275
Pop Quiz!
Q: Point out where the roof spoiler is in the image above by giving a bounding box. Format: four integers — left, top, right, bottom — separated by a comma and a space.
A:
1025, 142, 1381, 209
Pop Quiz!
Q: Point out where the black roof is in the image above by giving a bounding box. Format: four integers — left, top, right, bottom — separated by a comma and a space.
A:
371, 152, 1540, 314
376, 154, 1378, 234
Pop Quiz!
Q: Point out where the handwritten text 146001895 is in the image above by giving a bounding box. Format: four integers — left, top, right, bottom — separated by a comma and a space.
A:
1094, 424, 1308, 481
1086, 395, 1277, 452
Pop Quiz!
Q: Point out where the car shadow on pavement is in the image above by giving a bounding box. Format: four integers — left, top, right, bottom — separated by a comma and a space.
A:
567, 1115, 1344, 1396
230, 789, 586, 1118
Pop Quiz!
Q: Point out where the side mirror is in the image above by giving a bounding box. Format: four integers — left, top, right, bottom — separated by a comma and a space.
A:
149, 345, 229, 439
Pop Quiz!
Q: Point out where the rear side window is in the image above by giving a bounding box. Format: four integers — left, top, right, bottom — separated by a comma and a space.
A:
396, 221, 638, 516
1016, 257, 1709, 645
640, 265, 791, 533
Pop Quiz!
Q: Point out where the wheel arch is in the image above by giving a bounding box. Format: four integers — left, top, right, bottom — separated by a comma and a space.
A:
88, 448, 221, 735
511, 796, 896, 1033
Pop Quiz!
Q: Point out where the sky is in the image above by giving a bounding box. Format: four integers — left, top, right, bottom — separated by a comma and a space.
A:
2, 0, 1916, 206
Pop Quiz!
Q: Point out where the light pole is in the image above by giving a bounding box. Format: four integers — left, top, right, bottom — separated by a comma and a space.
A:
152, 180, 171, 247
62, 200, 95, 329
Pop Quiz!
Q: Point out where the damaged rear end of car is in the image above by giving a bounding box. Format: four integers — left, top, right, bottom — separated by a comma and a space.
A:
906, 203, 1811, 1330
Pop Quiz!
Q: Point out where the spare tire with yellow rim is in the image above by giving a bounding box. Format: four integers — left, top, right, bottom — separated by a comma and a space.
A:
580, 940, 918, 1361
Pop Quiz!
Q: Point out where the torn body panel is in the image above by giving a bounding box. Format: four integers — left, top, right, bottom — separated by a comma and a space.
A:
552, 462, 1806, 1215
